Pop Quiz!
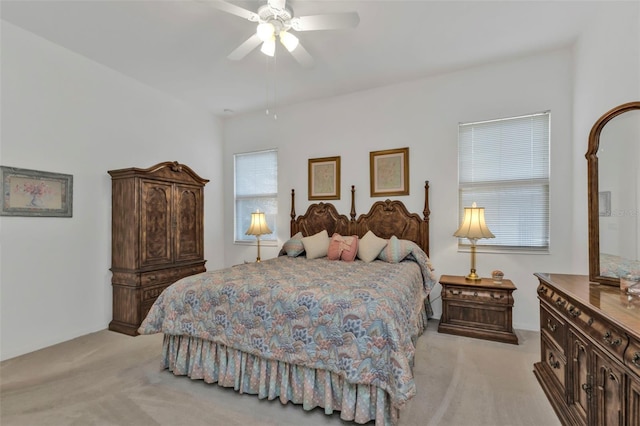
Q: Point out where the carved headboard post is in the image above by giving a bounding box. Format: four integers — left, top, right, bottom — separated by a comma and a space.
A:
290, 189, 297, 237
423, 181, 431, 257
349, 185, 357, 234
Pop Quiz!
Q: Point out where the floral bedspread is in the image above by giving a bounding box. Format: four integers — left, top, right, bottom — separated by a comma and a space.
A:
138, 253, 436, 409
600, 252, 640, 278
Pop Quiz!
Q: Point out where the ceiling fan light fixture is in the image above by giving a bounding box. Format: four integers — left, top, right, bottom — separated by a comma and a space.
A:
260, 37, 276, 56
279, 31, 299, 52
256, 22, 275, 42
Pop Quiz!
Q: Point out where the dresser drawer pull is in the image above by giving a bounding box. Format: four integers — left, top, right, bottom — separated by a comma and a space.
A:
581, 383, 592, 399
537, 286, 547, 294
633, 352, 640, 368
555, 298, 565, 307
587, 317, 594, 326
568, 306, 581, 317
546, 319, 557, 332
473, 292, 478, 297
603, 331, 622, 346
490, 292, 504, 300
450, 290, 462, 296
147, 275, 157, 281
548, 352, 560, 369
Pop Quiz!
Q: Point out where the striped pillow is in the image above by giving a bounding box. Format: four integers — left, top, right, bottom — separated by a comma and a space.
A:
378, 235, 413, 263
283, 232, 305, 257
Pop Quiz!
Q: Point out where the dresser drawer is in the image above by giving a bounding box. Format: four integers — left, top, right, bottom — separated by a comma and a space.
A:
541, 334, 566, 390
574, 310, 628, 361
626, 336, 640, 377
540, 305, 566, 352
443, 285, 512, 305
539, 285, 628, 362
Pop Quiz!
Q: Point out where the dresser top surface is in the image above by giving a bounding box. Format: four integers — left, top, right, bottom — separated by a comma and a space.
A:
535, 273, 640, 337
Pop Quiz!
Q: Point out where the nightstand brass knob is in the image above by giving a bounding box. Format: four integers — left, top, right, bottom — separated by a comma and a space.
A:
547, 319, 557, 332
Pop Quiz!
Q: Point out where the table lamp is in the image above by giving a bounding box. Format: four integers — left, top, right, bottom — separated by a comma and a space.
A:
453, 202, 495, 281
245, 210, 272, 262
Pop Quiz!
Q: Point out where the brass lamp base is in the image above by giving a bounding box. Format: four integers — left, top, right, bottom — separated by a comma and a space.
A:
465, 270, 482, 282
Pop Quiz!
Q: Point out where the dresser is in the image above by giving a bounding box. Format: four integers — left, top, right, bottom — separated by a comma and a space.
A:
534, 273, 640, 426
108, 161, 208, 335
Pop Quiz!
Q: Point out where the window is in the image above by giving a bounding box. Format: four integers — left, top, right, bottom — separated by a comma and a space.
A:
234, 149, 277, 243
458, 112, 550, 251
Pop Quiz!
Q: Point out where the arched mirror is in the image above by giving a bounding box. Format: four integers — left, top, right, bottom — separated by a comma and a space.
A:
587, 101, 640, 286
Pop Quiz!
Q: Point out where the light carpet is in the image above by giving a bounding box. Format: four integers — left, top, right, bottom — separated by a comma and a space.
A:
1, 321, 560, 426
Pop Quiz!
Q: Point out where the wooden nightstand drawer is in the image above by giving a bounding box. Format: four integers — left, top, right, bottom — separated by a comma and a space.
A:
443, 285, 512, 305
438, 275, 518, 345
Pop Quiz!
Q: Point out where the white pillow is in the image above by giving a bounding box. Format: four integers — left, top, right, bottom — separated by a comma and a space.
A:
357, 230, 388, 262
302, 230, 330, 259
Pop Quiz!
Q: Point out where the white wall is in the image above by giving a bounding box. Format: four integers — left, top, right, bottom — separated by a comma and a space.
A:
223, 48, 575, 331
571, 1, 640, 271
0, 22, 225, 360
1, 2, 637, 360
222, 1, 640, 332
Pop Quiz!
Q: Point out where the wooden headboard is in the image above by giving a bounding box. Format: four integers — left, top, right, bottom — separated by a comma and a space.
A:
290, 181, 430, 256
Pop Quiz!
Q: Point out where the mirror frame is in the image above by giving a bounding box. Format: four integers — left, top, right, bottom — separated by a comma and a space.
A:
586, 101, 640, 286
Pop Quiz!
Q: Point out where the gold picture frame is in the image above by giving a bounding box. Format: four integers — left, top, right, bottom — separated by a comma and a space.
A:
370, 147, 409, 197
308, 156, 340, 200
1, 166, 73, 217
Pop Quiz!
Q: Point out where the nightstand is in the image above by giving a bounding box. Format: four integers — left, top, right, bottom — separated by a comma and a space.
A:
438, 274, 518, 344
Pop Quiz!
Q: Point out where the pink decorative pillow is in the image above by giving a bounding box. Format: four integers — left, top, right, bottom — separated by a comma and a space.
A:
328, 233, 359, 262
328, 233, 342, 260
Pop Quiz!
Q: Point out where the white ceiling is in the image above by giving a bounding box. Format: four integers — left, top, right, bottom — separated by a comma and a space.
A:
1, 0, 608, 116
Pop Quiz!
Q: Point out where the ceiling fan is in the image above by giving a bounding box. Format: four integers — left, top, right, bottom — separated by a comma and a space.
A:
207, 0, 360, 67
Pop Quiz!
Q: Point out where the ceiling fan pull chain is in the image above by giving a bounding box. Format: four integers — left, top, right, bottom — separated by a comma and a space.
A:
265, 55, 270, 116
273, 52, 278, 120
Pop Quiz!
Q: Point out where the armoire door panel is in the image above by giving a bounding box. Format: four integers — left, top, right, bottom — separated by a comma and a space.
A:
141, 180, 173, 266
174, 184, 203, 262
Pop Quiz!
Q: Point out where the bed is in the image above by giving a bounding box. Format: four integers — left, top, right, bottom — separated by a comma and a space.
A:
138, 182, 436, 425
600, 252, 640, 278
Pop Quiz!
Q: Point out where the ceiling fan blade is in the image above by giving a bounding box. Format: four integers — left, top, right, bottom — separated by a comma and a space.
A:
293, 12, 360, 31
228, 34, 262, 60
289, 42, 314, 68
202, 0, 259, 21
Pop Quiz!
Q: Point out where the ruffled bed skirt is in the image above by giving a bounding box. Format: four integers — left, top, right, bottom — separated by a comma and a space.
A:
160, 301, 430, 426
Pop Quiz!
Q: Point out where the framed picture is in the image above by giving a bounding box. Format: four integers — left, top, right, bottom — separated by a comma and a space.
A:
599, 191, 611, 217
1, 166, 73, 217
370, 147, 409, 197
308, 156, 340, 200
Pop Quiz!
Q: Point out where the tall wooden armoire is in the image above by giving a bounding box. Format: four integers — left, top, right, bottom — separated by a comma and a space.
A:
108, 161, 208, 335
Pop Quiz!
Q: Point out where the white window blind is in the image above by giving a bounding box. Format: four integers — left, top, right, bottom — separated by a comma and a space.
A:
458, 112, 550, 251
234, 149, 277, 242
